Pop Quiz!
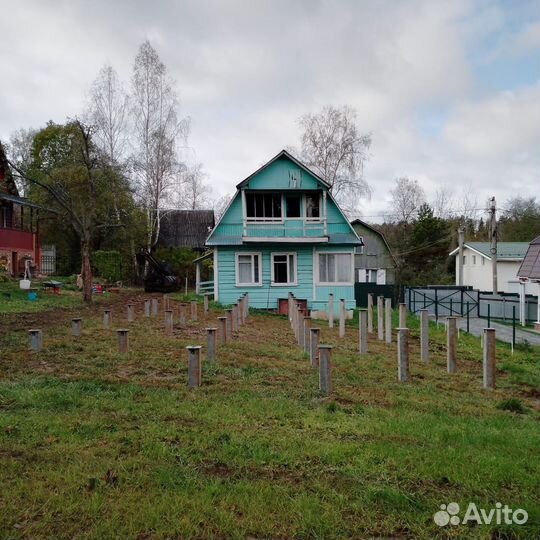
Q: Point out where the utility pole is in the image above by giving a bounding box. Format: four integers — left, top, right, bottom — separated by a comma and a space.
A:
489, 197, 498, 294
458, 227, 465, 287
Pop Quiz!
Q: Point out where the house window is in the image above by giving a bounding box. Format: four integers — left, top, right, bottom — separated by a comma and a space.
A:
271, 253, 296, 285
318, 252, 352, 284
354, 237, 364, 255
472, 255, 476, 265
236, 253, 261, 286
366, 269, 377, 283
305, 193, 320, 219
285, 195, 301, 218
246, 193, 282, 220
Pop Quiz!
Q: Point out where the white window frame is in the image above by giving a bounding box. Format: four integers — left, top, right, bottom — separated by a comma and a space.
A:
235, 252, 262, 287
354, 237, 364, 254
271, 252, 297, 286
316, 251, 354, 286
365, 268, 378, 283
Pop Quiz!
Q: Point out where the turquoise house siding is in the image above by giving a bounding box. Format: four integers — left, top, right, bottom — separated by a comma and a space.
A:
207, 150, 361, 314
216, 244, 356, 312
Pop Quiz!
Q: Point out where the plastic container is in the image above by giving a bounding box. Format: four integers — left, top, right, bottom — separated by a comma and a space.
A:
20, 279, 31, 290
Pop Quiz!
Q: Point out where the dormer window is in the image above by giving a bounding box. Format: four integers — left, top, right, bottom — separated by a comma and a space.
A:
246, 192, 282, 221
305, 193, 320, 219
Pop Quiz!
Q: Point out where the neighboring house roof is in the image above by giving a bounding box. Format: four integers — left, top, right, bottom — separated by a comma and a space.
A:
517, 236, 540, 281
350, 219, 397, 265
159, 210, 215, 250
449, 242, 530, 261
236, 149, 331, 190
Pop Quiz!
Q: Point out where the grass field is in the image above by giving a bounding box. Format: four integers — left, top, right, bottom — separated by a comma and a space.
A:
1, 285, 539, 539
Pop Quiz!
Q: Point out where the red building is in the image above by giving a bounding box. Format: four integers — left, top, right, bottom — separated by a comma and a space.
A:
0, 144, 42, 276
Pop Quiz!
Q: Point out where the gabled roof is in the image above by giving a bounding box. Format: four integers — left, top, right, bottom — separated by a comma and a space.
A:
159, 210, 215, 250
449, 242, 530, 260
517, 236, 540, 281
351, 218, 396, 260
235, 149, 331, 190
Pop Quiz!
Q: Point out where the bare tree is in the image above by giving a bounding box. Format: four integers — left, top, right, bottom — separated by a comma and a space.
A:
8, 128, 36, 196
432, 187, 454, 219
299, 105, 371, 206
87, 64, 128, 165
389, 177, 426, 223
130, 40, 190, 254
181, 163, 211, 210
213, 194, 232, 222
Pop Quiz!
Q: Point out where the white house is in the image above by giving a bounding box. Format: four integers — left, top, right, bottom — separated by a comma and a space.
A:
449, 242, 534, 294
517, 236, 540, 330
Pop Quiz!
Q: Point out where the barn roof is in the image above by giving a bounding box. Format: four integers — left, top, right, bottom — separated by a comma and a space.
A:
517, 236, 540, 281
158, 210, 215, 250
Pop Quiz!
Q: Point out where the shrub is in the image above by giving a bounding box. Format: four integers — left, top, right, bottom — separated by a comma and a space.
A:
93, 250, 123, 282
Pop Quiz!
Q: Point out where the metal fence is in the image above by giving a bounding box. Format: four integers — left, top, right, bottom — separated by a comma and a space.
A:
479, 292, 538, 323
355, 283, 404, 307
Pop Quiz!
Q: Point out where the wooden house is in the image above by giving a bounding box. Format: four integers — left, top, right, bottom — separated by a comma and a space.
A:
205, 150, 363, 316
0, 143, 42, 276
351, 219, 396, 284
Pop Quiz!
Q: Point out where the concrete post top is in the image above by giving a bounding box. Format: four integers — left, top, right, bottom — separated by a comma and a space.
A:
311, 327, 321, 332
303, 316, 312, 320
483, 328, 496, 333
217, 316, 227, 320
446, 316, 458, 320
206, 327, 218, 331
340, 298, 345, 301
396, 327, 409, 331
419, 308, 428, 312
400, 302, 407, 306
225, 308, 233, 312
165, 309, 173, 313
318, 344, 333, 349
186, 345, 202, 350
329, 293, 333, 297
72, 318, 82, 322
104, 308, 111, 312
127, 303, 134, 306
117, 329, 129, 333
29, 329, 41, 333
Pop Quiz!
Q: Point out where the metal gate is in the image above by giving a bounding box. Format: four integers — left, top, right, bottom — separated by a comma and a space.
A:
406, 286, 479, 319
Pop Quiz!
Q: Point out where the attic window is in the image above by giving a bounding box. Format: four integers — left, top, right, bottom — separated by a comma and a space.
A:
246, 192, 282, 221
305, 193, 320, 219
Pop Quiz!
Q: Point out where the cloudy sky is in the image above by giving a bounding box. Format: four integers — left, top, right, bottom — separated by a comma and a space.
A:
1, 0, 539, 221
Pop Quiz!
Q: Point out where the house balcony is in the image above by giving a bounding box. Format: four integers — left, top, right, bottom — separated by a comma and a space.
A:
242, 218, 327, 242
0, 227, 36, 251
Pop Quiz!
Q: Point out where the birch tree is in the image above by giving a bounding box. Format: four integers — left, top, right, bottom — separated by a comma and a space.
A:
390, 177, 426, 223
130, 40, 189, 254
182, 163, 211, 210
299, 105, 371, 206
87, 64, 128, 165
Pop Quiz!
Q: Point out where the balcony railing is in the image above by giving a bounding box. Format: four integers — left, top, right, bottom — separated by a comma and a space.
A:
244, 218, 327, 238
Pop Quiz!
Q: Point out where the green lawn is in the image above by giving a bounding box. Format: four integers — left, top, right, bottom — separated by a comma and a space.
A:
0, 289, 539, 539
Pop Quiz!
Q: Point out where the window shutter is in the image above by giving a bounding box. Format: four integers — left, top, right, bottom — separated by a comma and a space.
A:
357, 269, 366, 283
376, 269, 386, 285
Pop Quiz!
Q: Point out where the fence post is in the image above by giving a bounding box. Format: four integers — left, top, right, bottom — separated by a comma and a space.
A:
310, 328, 320, 368
179, 304, 187, 328
103, 309, 112, 328
297, 306, 304, 347
466, 301, 470, 333
186, 346, 202, 388
512, 305, 516, 353
231, 304, 239, 333
72, 318, 82, 337
225, 309, 233, 341
204, 293, 210, 314
165, 310, 174, 334
397, 328, 409, 382
29, 329, 42, 352
328, 294, 334, 328
420, 309, 429, 363
483, 328, 496, 389
339, 299, 346, 338
399, 303, 407, 328
117, 329, 129, 354
217, 316, 227, 345
385, 298, 392, 343
487, 303, 491, 329
144, 300, 151, 317
359, 309, 368, 354
377, 296, 384, 341
318, 345, 332, 395
447, 317, 457, 373
304, 316, 312, 354
206, 328, 217, 362
191, 301, 198, 322
367, 293, 374, 333
151, 298, 159, 316
127, 303, 135, 322
163, 294, 170, 311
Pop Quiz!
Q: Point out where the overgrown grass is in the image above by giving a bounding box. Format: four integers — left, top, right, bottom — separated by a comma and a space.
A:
0, 296, 539, 539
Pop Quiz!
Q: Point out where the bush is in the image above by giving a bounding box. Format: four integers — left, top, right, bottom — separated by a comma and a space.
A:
93, 250, 123, 282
